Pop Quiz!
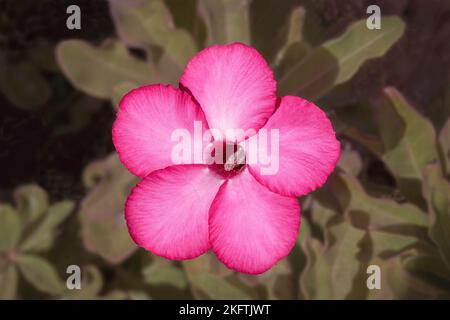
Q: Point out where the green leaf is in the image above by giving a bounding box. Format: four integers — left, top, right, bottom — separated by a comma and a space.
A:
192, 273, 252, 300
298, 214, 313, 243
243, 260, 292, 299
439, 117, 450, 176
367, 256, 442, 299
423, 164, 450, 268
427, 82, 450, 131
370, 230, 423, 256
0, 265, 18, 299
339, 125, 383, 156
301, 0, 327, 47
57, 39, 154, 99
111, 0, 197, 69
284, 6, 305, 45
20, 201, 74, 253
79, 154, 138, 263
337, 146, 363, 176
143, 261, 188, 290
250, 0, 304, 62
326, 222, 365, 299
318, 81, 357, 110
63, 265, 103, 299
154, 52, 184, 84
81, 265, 104, 297
199, 0, 251, 44
333, 103, 379, 140
309, 199, 336, 235
339, 173, 428, 228
183, 253, 253, 299
183, 252, 232, 279
273, 7, 308, 69
279, 16, 405, 100
364, 257, 394, 299
111, 82, 138, 111
13, 184, 49, 224
165, 0, 208, 48
300, 238, 332, 299
374, 87, 439, 206
274, 41, 310, 78
16, 254, 63, 295
0, 58, 51, 110
403, 254, 450, 284
0, 205, 22, 251
81, 158, 108, 190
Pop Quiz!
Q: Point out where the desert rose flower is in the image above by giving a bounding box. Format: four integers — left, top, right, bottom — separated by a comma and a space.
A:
112, 43, 340, 274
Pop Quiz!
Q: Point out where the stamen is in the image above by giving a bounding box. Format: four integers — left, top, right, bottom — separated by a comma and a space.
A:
208, 142, 246, 178
224, 146, 245, 171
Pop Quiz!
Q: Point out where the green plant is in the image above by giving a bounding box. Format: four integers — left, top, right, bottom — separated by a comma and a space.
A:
0, 185, 74, 298
2, 0, 448, 300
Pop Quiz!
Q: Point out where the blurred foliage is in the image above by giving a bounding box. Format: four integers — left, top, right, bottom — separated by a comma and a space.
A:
80, 154, 137, 263
0, 40, 54, 110
0, 185, 74, 298
1, 0, 449, 300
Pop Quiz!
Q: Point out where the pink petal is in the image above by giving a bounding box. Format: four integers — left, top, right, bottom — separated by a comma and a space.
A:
209, 168, 300, 274
113, 84, 208, 178
125, 165, 224, 259
245, 96, 340, 197
180, 43, 277, 141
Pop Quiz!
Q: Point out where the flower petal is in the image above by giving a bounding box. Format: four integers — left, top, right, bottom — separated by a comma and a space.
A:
113, 84, 208, 178
245, 96, 340, 197
209, 168, 300, 274
180, 43, 276, 141
125, 165, 224, 259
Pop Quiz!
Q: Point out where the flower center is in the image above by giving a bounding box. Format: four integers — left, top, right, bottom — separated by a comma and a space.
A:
208, 141, 246, 178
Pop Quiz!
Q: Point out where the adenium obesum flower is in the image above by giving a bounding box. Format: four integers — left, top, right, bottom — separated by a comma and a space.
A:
112, 43, 340, 274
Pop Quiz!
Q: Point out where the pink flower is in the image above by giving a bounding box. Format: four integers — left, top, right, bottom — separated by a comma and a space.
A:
112, 43, 340, 274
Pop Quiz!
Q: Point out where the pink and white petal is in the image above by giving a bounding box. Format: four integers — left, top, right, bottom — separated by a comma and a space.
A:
245, 96, 340, 197
180, 43, 276, 141
113, 84, 208, 178
209, 168, 300, 274
125, 165, 224, 260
